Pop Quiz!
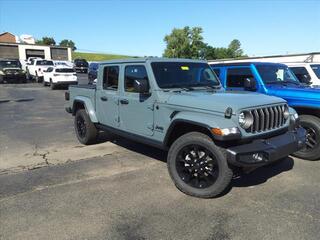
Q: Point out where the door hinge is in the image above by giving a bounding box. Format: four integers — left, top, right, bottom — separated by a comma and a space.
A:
115, 116, 120, 122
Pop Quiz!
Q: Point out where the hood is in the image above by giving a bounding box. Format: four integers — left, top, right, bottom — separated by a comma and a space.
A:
267, 84, 320, 102
166, 90, 285, 113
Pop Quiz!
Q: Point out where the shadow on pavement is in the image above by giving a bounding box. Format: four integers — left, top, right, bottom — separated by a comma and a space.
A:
232, 157, 294, 187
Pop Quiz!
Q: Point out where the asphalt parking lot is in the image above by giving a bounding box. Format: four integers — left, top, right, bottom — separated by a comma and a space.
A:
0, 74, 320, 240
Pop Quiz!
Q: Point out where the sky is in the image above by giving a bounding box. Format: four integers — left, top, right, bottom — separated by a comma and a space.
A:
0, 0, 319, 57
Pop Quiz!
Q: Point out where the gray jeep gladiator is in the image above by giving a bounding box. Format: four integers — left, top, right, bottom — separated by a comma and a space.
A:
66, 58, 305, 198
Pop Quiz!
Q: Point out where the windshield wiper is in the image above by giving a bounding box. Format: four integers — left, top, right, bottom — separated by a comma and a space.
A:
162, 84, 195, 91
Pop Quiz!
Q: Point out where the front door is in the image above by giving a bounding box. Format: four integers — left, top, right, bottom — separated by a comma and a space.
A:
96, 65, 120, 128
119, 64, 154, 136
225, 66, 256, 91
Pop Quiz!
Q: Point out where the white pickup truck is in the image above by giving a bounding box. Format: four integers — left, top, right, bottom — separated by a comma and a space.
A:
26, 59, 54, 82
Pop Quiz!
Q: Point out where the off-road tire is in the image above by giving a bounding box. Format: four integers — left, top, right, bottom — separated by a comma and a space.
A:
74, 109, 97, 145
167, 132, 233, 198
292, 115, 320, 161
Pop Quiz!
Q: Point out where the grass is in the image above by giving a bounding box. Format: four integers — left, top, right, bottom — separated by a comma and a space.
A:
72, 51, 136, 61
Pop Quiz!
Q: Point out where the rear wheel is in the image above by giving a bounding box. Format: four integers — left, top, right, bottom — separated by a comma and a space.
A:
167, 132, 233, 198
292, 115, 320, 161
74, 109, 97, 145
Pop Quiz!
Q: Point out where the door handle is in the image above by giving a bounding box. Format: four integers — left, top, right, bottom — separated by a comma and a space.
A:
120, 99, 129, 105
100, 96, 108, 101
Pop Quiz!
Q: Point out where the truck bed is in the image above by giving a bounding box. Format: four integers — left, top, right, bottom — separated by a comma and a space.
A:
68, 84, 97, 111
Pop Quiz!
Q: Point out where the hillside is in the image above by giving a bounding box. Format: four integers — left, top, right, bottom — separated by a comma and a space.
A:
72, 52, 134, 61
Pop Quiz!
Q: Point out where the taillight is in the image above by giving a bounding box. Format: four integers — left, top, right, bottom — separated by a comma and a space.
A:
73, 73, 77, 76
53, 74, 59, 76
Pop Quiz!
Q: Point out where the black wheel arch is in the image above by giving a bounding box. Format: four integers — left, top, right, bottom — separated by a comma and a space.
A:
164, 119, 214, 148
293, 106, 320, 118
72, 100, 86, 116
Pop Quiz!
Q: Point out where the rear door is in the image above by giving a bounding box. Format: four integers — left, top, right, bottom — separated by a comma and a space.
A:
96, 65, 120, 128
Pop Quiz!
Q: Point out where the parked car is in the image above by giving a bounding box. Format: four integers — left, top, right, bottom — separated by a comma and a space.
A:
285, 62, 320, 86
210, 61, 320, 160
43, 66, 77, 89
73, 58, 88, 73
66, 58, 305, 198
21, 57, 43, 71
26, 59, 54, 82
53, 60, 73, 68
88, 62, 99, 84
0, 59, 26, 83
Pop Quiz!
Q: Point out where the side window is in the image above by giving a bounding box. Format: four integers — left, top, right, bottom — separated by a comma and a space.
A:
103, 66, 119, 90
124, 65, 148, 93
226, 67, 254, 88
290, 67, 311, 83
213, 68, 220, 77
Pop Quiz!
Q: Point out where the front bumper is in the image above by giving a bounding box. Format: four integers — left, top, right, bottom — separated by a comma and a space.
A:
1, 74, 26, 83
74, 67, 88, 73
226, 127, 306, 167
54, 81, 78, 86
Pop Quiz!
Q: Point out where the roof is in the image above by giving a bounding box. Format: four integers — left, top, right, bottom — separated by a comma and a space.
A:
99, 57, 207, 65
0, 32, 15, 37
0, 41, 70, 49
209, 62, 288, 67
208, 52, 320, 62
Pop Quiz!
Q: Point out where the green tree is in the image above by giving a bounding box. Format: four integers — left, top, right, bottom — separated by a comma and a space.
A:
59, 39, 77, 51
163, 26, 207, 59
228, 39, 244, 58
35, 37, 56, 46
163, 26, 245, 60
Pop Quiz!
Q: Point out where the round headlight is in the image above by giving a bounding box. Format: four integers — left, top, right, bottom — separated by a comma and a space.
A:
239, 111, 254, 129
283, 105, 290, 119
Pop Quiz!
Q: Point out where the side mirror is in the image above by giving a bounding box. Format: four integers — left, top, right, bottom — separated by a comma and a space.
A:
134, 79, 149, 93
244, 78, 257, 91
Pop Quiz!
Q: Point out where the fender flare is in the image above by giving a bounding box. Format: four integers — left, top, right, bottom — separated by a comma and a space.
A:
72, 97, 98, 123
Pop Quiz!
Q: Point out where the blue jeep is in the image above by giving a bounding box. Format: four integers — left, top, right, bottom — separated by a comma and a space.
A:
210, 62, 320, 160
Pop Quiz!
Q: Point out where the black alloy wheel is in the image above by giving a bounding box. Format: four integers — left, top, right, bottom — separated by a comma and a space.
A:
176, 144, 219, 189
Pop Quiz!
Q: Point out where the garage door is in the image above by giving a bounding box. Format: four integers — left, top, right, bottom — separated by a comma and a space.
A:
51, 48, 68, 60
26, 49, 45, 59
0, 45, 19, 59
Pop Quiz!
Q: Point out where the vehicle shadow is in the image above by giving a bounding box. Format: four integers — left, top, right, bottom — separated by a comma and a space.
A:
97, 132, 295, 197
216, 157, 295, 197
97, 132, 167, 162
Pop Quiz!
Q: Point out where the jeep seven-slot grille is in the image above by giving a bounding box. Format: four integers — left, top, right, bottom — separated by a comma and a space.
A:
246, 104, 287, 133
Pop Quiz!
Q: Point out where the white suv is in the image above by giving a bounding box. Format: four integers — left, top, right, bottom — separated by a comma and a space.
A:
43, 66, 78, 90
285, 62, 320, 86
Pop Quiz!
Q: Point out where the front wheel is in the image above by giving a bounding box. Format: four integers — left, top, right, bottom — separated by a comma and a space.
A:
74, 109, 98, 145
292, 115, 320, 161
167, 132, 233, 198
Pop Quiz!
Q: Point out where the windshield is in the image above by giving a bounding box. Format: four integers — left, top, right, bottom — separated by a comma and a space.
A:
151, 62, 220, 89
256, 64, 299, 84
0, 60, 21, 68
311, 64, 320, 79
55, 68, 75, 73
36, 60, 54, 66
